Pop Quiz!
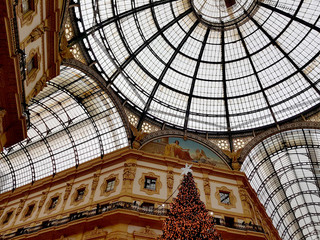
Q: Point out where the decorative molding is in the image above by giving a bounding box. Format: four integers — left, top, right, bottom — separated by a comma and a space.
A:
166, 171, 174, 189
138, 172, 162, 195
203, 178, 211, 196
70, 184, 89, 207
38, 190, 49, 209
0, 110, 6, 150
56, 235, 72, 240
26, 73, 47, 103
123, 162, 136, 182
26, 47, 41, 85
0, 207, 15, 226
133, 226, 157, 239
59, 32, 74, 60
130, 123, 149, 149
20, 200, 37, 221
21, 23, 49, 48
100, 174, 119, 198
44, 192, 62, 214
0, 206, 4, 218
91, 173, 101, 192
0, 110, 6, 133
63, 182, 73, 201
84, 226, 108, 240
16, 198, 27, 217
222, 148, 243, 171
215, 186, 236, 210
17, 0, 39, 26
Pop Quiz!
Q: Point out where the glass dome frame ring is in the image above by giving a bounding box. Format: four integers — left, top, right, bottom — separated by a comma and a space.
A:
190, 0, 259, 29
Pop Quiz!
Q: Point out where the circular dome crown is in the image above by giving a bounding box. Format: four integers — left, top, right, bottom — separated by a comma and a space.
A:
74, 0, 320, 134
191, 0, 256, 27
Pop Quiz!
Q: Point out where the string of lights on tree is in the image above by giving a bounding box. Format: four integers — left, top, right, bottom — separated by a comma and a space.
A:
158, 164, 222, 240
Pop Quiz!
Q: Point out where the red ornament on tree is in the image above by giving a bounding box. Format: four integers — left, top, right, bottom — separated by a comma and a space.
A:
159, 172, 222, 240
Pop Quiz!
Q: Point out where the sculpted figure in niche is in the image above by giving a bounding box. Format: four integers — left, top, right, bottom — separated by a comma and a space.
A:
64, 183, 72, 201
27, 24, 49, 44
91, 173, 100, 191
164, 140, 192, 161
123, 163, 136, 181
167, 171, 174, 189
203, 179, 211, 195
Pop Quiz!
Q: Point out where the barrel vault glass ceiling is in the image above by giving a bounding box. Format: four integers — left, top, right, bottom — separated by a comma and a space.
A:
242, 129, 320, 240
70, 0, 320, 134
0, 66, 128, 193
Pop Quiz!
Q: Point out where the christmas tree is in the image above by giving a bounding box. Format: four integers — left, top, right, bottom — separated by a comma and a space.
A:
159, 167, 222, 240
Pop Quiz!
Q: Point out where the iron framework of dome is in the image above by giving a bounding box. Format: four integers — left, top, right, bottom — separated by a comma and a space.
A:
0, 66, 129, 193
241, 129, 320, 240
69, 0, 320, 135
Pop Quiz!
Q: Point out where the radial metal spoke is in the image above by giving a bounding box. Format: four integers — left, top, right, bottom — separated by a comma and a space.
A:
247, 13, 320, 96
68, 0, 179, 46
258, 1, 320, 33
184, 27, 210, 130
137, 20, 200, 130
236, 24, 278, 126
109, 8, 193, 83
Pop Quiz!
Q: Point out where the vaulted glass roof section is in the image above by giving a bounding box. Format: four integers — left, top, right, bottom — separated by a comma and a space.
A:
241, 129, 320, 240
73, 0, 320, 133
0, 66, 128, 193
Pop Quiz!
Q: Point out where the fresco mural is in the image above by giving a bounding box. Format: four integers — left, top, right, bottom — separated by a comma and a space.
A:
141, 137, 229, 170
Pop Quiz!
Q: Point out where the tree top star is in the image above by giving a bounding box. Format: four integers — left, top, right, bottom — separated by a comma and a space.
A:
181, 163, 192, 175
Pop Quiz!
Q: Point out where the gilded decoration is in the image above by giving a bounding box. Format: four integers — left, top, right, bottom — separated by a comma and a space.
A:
0, 208, 15, 226
0, 206, 4, 218
70, 184, 89, 206
123, 162, 137, 182
21, 23, 49, 48
91, 173, 101, 192
56, 236, 72, 240
26, 47, 41, 85
215, 186, 236, 210
63, 182, 73, 201
0, 110, 6, 134
222, 148, 243, 171
133, 225, 157, 239
20, 200, 37, 221
203, 178, 211, 196
166, 171, 174, 189
44, 192, 62, 214
239, 186, 253, 217
59, 32, 74, 60
38, 190, 48, 209
16, 198, 26, 217
100, 173, 119, 197
26, 73, 48, 103
139, 172, 162, 195
0, 110, 6, 149
84, 226, 108, 240
17, 0, 39, 26
130, 123, 148, 149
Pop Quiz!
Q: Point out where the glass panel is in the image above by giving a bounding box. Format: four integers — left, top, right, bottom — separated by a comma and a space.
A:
242, 129, 320, 240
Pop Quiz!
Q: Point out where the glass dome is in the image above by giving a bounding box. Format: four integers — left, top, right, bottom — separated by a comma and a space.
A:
73, 0, 320, 133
